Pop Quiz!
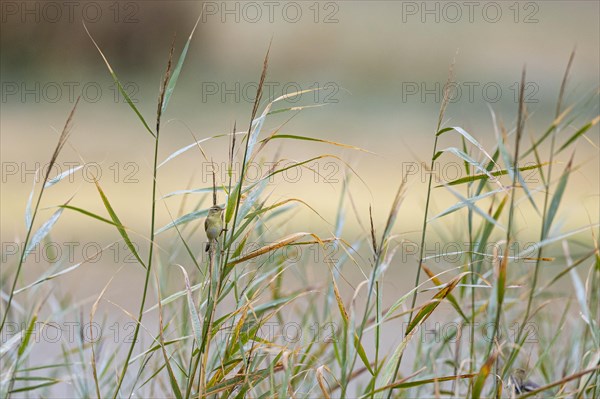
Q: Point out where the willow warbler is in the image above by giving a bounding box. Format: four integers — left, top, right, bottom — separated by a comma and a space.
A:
508, 368, 539, 396
205, 205, 224, 252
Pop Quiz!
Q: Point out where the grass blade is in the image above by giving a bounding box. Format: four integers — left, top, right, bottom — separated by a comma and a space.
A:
155, 209, 209, 235
83, 22, 155, 138
556, 116, 599, 154
59, 204, 118, 226
24, 208, 64, 258
176, 265, 203, 350
438, 162, 549, 187
161, 15, 201, 113
437, 126, 498, 169
406, 272, 468, 334
44, 165, 83, 188
542, 153, 574, 237
471, 350, 500, 399
94, 180, 146, 268
434, 147, 496, 181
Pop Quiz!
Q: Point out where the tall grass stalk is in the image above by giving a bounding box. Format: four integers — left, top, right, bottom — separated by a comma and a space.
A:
467, 176, 475, 396
223, 44, 269, 270
0, 98, 79, 333
112, 43, 174, 398
508, 50, 576, 372
488, 67, 526, 399
384, 64, 455, 398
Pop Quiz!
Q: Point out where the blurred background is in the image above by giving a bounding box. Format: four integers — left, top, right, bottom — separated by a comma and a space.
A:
2, 0, 599, 308
1, 0, 599, 384
3, 2, 599, 256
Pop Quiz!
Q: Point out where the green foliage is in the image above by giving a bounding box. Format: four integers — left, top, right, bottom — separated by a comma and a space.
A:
1, 28, 598, 399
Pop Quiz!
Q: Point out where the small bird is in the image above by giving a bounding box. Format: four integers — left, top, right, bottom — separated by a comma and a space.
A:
204, 205, 224, 252
508, 368, 540, 397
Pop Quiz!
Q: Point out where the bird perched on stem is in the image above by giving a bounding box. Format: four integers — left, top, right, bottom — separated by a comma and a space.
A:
507, 368, 540, 397
205, 205, 224, 252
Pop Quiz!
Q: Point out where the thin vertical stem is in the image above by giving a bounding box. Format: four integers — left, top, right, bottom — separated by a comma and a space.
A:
0, 99, 79, 333
112, 132, 160, 399
385, 135, 439, 399
519, 50, 574, 348
468, 194, 475, 396
506, 50, 575, 376
112, 46, 173, 397
488, 67, 526, 399
386, 63, 455, 397
222, 46, 269, 272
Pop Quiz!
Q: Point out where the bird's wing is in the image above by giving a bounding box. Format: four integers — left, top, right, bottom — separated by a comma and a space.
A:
523, 380, 540, 392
